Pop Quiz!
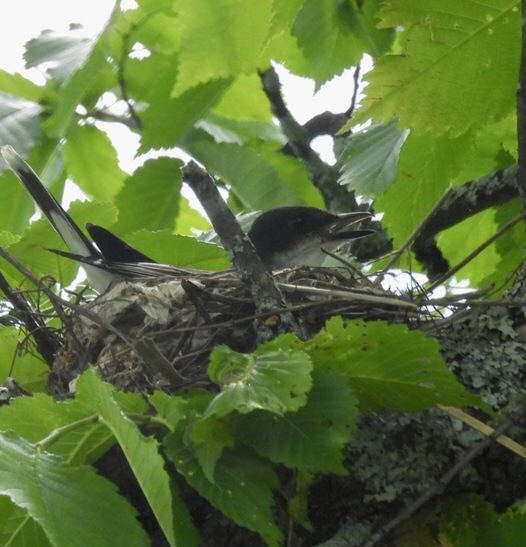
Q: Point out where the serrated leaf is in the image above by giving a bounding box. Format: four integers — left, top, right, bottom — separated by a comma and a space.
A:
24, 28, 94, 82
130, 52, 230, 151
355, 0, 520, 136
237, 370, 358, 474
303, 318, 488, 411
212, 74, 273, 122
293, 0, 392, 85
114, 158, 182, 233
338, 122, 409, 197
64, 124, 126, 200
171, 0, 273, 96
183, 130, 323, 209
77, 370, 199, 547
44, 15, 117, 137
165, 435, 282, 547
374, 132, 473, 244
0, 93, 42, 159
0, 431, 149, 547
125, 231, 229, 270
0, 70, 42, 101
205, 344, 313, 418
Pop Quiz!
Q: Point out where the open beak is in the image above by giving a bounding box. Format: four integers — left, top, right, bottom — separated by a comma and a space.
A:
324, 211, 375, 241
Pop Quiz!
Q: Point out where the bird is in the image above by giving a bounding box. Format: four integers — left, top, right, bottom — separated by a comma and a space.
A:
247, 205, 372, 269
1, 145, 373, 291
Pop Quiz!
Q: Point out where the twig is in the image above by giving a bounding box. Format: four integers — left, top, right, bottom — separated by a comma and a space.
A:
183, 161, 307, 340
278, 283, 417, 309
439, 405, 526, 460
346, 62, 362, 119
381, 189, 452, 274
0, 271, 60, 367
134, 338, 185, 387
259, 66, 359, 211
360, 417, 514, 547
117, 24, 142, 129
425, 210, 526, 294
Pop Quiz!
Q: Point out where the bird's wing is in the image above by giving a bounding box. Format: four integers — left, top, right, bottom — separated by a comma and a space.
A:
86, 223, 155, 263
1, 145, 115, 291
49, 248, 213, 279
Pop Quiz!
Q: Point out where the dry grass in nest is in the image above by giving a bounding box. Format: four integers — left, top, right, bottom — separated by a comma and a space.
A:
45, 266, 420, 394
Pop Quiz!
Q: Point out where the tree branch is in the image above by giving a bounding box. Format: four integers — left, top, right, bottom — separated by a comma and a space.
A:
360, 417, 515, 547
259, 66, 359, 212
182, 162, 307, 341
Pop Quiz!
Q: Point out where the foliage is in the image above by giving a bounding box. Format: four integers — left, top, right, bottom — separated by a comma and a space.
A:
0, 0, 522, 546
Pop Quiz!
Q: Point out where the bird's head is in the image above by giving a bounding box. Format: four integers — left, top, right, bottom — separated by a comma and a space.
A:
247, 206, 373, 269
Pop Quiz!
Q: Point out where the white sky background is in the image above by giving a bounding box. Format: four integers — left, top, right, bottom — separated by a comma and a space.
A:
0, 1, 369, 172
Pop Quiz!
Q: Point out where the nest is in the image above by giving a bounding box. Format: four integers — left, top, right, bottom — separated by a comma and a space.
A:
48, 266, 419, 394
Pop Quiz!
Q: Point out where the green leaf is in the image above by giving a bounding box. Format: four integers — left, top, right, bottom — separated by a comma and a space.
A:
355, 0, 520, 135
0, 496, 51, 547
212, 74, 273, 122
171, 0, 273, 96
205, 344, 313, 418
64, 124, 126, 200
183, 130, 323, 209
471, 502, 526, 547
0, 431, 149, 547
130, 53, 230, 152
165, 435, 282, 547
199, 113, 285, 146
237, 370, 358, 474
374, 132, 473, 244
114, 158, 182, 233
293, 0, 392, 85
0, 393, 114, 464
338, 122, 409, 197
0, 70, 42, 101
77, 370, 199, 547
438, 201, 526, 290
174, 197, 211, 235
0, 329, 48, 393
44, 14, 117, 137
189, 417, 235, 482
24, 28, 94, 82
303, 318, 488, 411
125, 231, 229, 270
0, 93, 42, 158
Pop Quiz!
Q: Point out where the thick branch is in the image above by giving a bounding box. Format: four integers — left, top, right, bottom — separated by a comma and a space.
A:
259, 66, 359, 212
182, 162, 306, 340
411, 166, 519, 275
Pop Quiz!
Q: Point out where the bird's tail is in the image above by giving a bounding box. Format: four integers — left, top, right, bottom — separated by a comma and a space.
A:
1, 145, 114, 291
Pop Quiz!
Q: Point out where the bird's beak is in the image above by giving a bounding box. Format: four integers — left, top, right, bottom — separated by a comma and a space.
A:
324, 211, 374, 241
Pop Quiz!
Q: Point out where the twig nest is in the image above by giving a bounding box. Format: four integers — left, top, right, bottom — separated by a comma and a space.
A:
53, 267, 415, 394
